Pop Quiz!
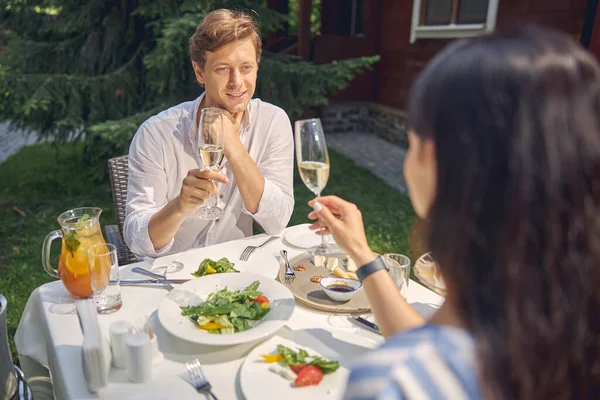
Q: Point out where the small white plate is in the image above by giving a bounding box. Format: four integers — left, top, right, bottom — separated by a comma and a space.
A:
240, 336, 350, 400
157, 273, 295, 346
285, 229, 324, 249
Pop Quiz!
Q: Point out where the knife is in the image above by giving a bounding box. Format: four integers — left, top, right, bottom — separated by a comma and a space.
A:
351, 316, 381, 334
132, 266, 169, 279
117, 278, 190, 286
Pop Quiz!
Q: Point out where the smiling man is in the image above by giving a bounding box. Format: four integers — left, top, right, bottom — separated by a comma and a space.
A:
124, 9, 294, 257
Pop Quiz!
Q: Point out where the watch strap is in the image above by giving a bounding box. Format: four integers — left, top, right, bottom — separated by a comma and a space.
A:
356, 255, 388, 282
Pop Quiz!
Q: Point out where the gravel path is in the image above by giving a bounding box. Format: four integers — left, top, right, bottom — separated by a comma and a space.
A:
326, 132, 408, 193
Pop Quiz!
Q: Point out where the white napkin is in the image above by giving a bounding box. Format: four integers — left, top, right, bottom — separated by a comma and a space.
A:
75, 300, 111, 392
165, 288, 203, 307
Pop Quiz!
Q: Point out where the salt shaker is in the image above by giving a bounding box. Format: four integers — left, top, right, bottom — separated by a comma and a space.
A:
126, 332, 152, 383
109, 321, 133, 369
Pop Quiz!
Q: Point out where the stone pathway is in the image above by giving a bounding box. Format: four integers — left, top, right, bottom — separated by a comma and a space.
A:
327, 132, 408, 193
0, 122, 38, 164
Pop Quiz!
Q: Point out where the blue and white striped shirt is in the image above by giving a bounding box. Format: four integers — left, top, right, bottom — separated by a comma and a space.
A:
344, 325, 480, 400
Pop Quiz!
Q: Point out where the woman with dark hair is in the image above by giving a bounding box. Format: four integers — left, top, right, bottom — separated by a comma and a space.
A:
309, 25, 600, 399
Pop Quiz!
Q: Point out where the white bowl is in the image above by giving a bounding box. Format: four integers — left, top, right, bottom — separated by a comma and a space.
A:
320, 277, 362, 302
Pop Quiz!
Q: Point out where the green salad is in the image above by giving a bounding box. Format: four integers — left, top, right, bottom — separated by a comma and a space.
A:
180, 281, 271, 334
276, 345, 340, 374
191, 257, 239, 277
262, 345, 340, 387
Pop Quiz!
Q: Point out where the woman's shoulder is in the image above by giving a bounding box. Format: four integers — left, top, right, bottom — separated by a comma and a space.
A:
344, 325, 480, 400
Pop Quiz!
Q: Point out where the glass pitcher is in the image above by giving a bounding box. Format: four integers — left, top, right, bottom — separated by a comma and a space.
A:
42, 207, 107, 298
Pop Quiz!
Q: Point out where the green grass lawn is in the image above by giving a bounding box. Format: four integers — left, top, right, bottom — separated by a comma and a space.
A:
0, 142, 419, 362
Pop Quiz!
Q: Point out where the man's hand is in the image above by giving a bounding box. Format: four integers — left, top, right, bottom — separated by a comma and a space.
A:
221, 110, 245, 158
196, 103, 265, 215
176, 169, 229, 215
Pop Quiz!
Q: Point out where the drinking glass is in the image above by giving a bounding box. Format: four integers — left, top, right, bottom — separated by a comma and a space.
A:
87, 243, 122, 314
383, 253, 411, 298
295, 118, 334, 255
195, 107, 225, 220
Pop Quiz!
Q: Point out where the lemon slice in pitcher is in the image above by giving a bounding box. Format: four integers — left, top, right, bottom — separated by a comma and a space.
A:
64, 248, 89, 277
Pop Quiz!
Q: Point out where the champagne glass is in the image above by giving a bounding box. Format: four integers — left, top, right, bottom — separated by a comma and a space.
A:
195, 107, 225, 220
295, 118, 334, 255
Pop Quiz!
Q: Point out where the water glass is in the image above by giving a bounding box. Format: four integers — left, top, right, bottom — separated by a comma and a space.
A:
384, 253, 411, 298
87, 243, 122, 314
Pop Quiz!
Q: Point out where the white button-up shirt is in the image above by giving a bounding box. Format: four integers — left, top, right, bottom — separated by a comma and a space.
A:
124, 94, 294, 257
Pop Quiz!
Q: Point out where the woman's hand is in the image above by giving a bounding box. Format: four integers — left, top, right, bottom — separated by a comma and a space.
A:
308, 196, 375, 266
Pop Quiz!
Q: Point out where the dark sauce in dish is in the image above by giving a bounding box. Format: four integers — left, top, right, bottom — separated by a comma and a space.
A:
326, 284, 354, 293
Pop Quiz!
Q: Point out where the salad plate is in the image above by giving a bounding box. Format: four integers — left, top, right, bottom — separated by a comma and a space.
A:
240, 336, 350, 400
157, 273, 295, 346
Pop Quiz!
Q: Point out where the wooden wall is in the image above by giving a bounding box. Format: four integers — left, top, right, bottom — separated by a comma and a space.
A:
312, 0, 382, 101
318, 0, 588, 109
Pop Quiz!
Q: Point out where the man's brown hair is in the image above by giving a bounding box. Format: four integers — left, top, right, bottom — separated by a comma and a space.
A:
189, 9, 262, 68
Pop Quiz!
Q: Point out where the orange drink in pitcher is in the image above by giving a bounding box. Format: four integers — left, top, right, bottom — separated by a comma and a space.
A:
42, 208, 108, 298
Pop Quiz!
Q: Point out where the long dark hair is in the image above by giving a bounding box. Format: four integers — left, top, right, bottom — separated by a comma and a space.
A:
409, 25, 600, 399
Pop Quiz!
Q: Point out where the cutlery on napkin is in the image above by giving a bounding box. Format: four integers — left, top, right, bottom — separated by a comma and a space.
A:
75, 299, 111, 392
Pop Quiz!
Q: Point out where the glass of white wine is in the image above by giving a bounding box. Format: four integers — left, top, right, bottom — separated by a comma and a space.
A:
196, 107, 225, 220
295, 118, 334, 255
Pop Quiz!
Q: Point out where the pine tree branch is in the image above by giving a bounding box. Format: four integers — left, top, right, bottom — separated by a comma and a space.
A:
7, 43, 144, 82
2, 0, 382, 167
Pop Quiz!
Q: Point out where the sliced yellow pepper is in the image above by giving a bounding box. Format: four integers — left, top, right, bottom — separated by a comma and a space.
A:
261, 302, 269, 309
206, 266, 216, 274
198, 322, 224, 330
260, 354, 284, 363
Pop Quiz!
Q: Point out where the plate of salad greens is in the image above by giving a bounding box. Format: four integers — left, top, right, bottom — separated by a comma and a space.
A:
240, 337, 350, 399
191, 257, 239, 277
157, 273, 295, 345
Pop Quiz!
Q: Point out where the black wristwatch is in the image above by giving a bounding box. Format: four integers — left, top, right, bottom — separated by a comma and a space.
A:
356, 255, 389, 282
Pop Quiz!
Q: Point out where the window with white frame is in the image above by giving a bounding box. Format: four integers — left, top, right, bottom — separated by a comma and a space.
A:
410, 0, 500, 43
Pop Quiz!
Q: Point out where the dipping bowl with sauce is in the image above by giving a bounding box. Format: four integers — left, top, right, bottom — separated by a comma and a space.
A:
320, 277, 362, 302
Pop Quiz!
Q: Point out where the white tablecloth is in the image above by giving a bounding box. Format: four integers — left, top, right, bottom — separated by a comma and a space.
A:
15, 224, 444, 399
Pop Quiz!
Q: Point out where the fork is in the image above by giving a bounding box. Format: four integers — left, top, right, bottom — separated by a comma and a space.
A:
280, 250, 296, 284
186, 359, 218, 399
239, 236, 279, 261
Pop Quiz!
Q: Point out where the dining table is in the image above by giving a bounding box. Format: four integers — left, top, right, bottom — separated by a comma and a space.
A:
14, 223, 445, 400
